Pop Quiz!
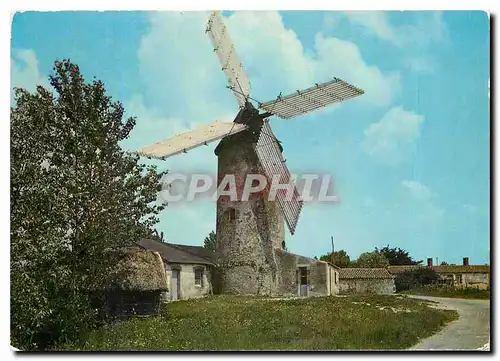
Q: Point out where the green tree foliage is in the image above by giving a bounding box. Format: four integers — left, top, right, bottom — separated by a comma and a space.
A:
375, 245, 420, 265
353, 251, 390, 268
395, 268, 439, 292
319, 250, 351, 268
203, 230, 216, 252
10, 60, 166, 350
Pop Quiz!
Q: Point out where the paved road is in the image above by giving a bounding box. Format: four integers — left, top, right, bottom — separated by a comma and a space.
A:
408, 295, 490, 351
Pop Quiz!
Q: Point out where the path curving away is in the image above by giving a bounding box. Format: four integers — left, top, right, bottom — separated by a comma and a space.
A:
408, 295, 490, 351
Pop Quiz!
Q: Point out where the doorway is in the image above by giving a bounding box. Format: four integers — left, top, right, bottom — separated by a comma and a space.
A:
298, 266, 308, 297
171, 269, 181, 301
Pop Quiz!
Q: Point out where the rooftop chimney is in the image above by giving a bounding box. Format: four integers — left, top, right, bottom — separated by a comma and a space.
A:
463, 257, 469, 266
427, 258, 433, 267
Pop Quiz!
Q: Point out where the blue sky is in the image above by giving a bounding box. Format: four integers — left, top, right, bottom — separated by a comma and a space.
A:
10, 11, 490, 265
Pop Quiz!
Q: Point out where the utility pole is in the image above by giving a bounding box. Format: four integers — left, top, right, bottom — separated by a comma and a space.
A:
331, 236, 335, 265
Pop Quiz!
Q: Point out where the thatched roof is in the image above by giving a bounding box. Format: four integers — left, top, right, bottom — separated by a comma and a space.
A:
103, 248, 168, 292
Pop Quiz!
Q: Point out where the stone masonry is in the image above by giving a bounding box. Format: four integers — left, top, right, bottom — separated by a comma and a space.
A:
215, 129, 285, 296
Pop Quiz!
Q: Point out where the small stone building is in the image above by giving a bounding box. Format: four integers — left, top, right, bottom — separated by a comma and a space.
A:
338, 268, 395, 295
137, 239, 216, 301
427, 257, 490, 289
274, 249, 340, 297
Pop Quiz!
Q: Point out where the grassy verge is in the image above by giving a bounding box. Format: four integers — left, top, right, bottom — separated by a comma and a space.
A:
59, 295, 458, 351
404, 285, 490, 300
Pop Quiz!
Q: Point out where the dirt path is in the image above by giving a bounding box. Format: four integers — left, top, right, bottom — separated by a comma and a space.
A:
408, 295, 490, 351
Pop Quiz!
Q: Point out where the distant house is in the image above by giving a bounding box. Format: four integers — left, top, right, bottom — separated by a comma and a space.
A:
387, 258, 490, 289
427, 257, 490, 288
338, 268, 395, 295
137, 239, 217, 301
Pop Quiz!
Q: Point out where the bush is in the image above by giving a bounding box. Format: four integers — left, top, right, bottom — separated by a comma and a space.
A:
395, 268, 439, 292
408, 284, 490, 299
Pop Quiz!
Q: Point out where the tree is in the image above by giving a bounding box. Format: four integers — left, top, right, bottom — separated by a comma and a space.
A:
375, 245, 420, 265
204, 230, 216, 252
353, 251, 390, 268
395, 268, 439, 292
319, 250, 351, 268
10, 60, 166, 350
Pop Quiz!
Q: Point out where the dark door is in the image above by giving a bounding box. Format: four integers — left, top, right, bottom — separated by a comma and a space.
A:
171, 269, 180, 301
299, 267, 308, 297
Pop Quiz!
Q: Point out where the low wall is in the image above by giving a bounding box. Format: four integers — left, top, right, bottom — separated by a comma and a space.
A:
339, 278, 395, 295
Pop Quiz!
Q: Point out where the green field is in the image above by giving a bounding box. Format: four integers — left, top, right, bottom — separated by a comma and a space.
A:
60, 295, 458, 351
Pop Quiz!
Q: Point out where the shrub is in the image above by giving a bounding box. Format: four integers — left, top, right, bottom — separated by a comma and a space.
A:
395, 268, 439, 292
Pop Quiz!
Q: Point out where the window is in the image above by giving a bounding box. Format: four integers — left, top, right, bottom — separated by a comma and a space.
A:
194, 268, 204, 287
229, 208, 236, 221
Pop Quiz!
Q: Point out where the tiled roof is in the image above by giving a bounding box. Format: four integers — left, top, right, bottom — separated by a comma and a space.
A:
338, 268, 394, 279
387, 265, 424, 274
431, 265, 490, 274
136, 239, 216, 266
387, 264, 490, 274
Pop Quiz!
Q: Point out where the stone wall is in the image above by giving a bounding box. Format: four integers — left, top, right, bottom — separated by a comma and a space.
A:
163, 263, 213, 301
215, 130, 284, 296
460, 272, 490, 285
339, 278, 395, 295
437, 272, 490, 287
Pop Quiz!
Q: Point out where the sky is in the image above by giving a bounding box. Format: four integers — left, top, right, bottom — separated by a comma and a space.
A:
10, 10, 490, 265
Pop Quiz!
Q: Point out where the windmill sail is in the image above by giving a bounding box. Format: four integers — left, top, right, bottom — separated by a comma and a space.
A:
255, 120, 303, 235
259, 77, 364, 120
206, 11, 251, 108
136, 121, 248, 160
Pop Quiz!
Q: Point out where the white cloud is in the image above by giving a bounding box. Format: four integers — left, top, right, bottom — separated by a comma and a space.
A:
313, 33, 400, 107
401, 180, 433, 201
130, 11, 403, 246
331, 11, 448, 49
10, 48, 49, 100
363, 106, 424, 165
134, 11, 400, 123
325, 11, 448, 74
226, 11, 399, 107
403, 56, 436, 74
401, 180, 444, 220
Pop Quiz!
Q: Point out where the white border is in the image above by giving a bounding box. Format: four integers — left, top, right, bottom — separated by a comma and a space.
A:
2, 2, 496, 361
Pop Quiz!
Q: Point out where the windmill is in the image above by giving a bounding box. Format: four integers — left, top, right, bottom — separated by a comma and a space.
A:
137, 11, 364, 295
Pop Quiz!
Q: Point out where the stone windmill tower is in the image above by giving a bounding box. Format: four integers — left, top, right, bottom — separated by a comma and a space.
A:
137, 11, 364, 296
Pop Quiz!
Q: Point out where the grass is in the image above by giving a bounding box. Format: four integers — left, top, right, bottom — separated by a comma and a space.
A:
404, 284, 490, 300
59, 295, 458, 351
